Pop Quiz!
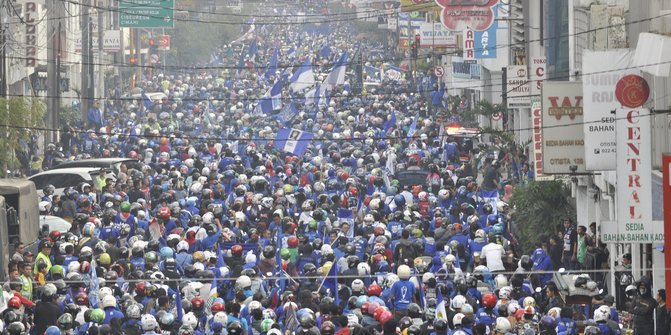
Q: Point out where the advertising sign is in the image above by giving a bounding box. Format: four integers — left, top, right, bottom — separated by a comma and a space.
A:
473, 18, 498, 59
541, 82, 586, 174
506, 65, 530, 108
582, 49, 635, 171
400, 0, 438, 12
531, 100, 554, 181
463, 27, 475, 63
75, 30, 121, 52
601, 108, 658, 243
529, 57, 546, 97
435, 0, 499, 32
451, 57, 481, 80
418, 22, 457, 48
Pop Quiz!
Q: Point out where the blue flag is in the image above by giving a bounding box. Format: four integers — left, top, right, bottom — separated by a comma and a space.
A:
276, 101, 298, 125
436, 288, 447, 320
274, 128, 313, 156
238, 46, 246, 70
407, 116, 418, 137
176, 284, 184, 321
248, 40, 258, 62
256, 79, 284, 114
289, 59, 315, 92
325, 51, 348, 88
141, 92, 153, 111
319, 44, 332, 58
264, 49, 279, 79
383, 110, 396, 133
89, 259, 100, 308
322, 261, 339, 306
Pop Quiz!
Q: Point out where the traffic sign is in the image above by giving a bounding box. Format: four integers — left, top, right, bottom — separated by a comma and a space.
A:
158, 35, 171, 50
491, 112, 502, 121
119, 0, 174, 28
434, 66, 444, 77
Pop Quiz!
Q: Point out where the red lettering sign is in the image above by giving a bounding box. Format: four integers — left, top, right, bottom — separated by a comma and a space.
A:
436, 0, 498, 31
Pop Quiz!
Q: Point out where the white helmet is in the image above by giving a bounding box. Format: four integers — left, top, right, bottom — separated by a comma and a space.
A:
397, 265, 411, 280
102, 294, 116, 308
523, 296, 536, 307
495, 317, 512, 332
445, 254, 457, 265
507, 301, 520, 316
594, 305, 611, 322
357, 262, 371, 276
213, 311, 227, 325
498, 286, 513, 300
141, 314, 158, 331
202, 212, 214, 224
475, 229, 486, 239
176, 241, 189, 253
462, 304, 474, 316
182, 312, 198, 329
67, 261, 81, 274
352, 279, 365, 292
385, 273, 400, 288
363, 214, 374, 224
422, 272, 435, 284
494, 274, 508, 290
98, 287, 113, 300
235, 275, 252, 291
451, 295, 466, 310
453, 312, 465, 326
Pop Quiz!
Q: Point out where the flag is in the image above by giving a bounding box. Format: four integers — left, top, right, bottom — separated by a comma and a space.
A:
274, 128, 313, 156
417, 274, 425, 308
432, 87, 446, 106
322, 261, 340, 306
436, 288, 447, 320
325, 51, 348, 89
141, 92, 154, 111
264, 49, 279, 79
206, 276, 218, 308
382, 63, 403, 81
481, 190, 499, 214
176, 284, 184, 321
276, 101, 298, 125
289, 59, 315, 92
210, 51, 219, 65
305, 83, 326, 107
407, 116, 418, 137
383, 110, 396, 133
364, 65, 381, 81
319, 43, 332, 58
237, 46, 246, 70
337, 209, 354, 239
284, 304, 300, 333
248, 39, 258, 62
89, 259, 99, 308
287, 47, 296, 59
256, 79, 284, 114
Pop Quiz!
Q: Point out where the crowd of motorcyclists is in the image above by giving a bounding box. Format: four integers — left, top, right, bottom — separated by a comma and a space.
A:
2, 2, 664, 335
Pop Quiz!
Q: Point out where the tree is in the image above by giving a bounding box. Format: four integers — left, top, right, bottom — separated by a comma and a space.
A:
0, 98, 46, 176
471, 100, 506, 119
510, 180, 576, 254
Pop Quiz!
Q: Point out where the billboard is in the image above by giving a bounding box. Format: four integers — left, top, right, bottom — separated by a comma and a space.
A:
435, 0, 498, 32
582, 49, 635, 171
541, 81, 586, 174
529, 57, 546, 97
531, 100, 554, 181
506, 65, 530, 108
400, 0, 438, 12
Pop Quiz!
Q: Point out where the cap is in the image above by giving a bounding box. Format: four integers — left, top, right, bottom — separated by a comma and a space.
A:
42, 241, 53, 248
603, 295, 615, 304
623, 253, 631, 260
23, 251, 34, 257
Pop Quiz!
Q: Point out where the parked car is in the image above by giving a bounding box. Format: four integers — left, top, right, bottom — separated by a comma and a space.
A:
39, 215, 72, 233
28, 167, 113, 197
50, 158, 142, 175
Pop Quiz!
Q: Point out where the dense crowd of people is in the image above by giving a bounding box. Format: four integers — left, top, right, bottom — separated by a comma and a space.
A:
2, 2, 663, 335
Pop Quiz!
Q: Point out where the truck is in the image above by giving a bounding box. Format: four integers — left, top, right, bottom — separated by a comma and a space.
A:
0, 179, 40, 279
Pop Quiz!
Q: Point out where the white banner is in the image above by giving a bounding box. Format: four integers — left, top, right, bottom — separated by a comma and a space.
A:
607, 108, 659, 243
507, 65, 530, 108
418, 22, 457, 48
541, 81, 586, 174
74, 30, 121, 52
582, 49, 635, 171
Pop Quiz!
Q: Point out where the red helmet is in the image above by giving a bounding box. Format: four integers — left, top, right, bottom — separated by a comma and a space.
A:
80, 261, 91, 274
102, 149, 111, 157
49, 230, 61, 241
361, 302, 371, 314
367, 302, 380, 315
368, 283, 382, 297
514, 309, 525, 321
76, 292, 89, 306
159, 207, 171, 220
128, 150, 138, 159
482, 293, 497, 309
211, 302, 225, 313
135, 282, 146, 295
379, 310, 393, 325
8, 296, 21, 309
373, 226, 385, 236
287, 236, 299, 248
348, 187, 358, 197
231, 245, 243, 257
192, 297, 205, 311
373, 307, 386, 321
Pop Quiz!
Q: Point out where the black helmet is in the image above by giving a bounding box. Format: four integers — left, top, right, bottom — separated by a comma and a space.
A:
407, 303, 421, 318
57, 312, 74, 329
434, 319, 448, 331
344, 243, 356, 256
262, 245, 275, 259
520, 254, 533, 271
299, 313, 315, 328
6, 322, 25, 335
227, 321, 244, 335
303, 263, 317, 276
347, 255, 360, 269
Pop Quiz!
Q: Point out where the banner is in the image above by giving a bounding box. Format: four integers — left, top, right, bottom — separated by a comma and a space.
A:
606, 108, 658, 243
531, 100, 554, 181
451, 57, 481, 80
582, 49, 635, 171
436, 0, 498, 32
541, 82, 586, 174
418, 22, 457, 48
274, 128, 313, 156
507, 65, 530, 108
473, 18, 497, 59
400, 0, 438, 12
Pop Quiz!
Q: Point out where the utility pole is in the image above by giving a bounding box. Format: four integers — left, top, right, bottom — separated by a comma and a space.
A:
81, 0, 91, 123
47, 0, 64, 143
97, 0, 104, 105
0, 15, 7, 99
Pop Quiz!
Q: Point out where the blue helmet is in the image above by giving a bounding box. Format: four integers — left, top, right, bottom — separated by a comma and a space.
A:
393, 194, 406, 207
492, 223, 504, 235
487, 214, 498, 225
46, 326, 61, 335
160, 247, 174, 259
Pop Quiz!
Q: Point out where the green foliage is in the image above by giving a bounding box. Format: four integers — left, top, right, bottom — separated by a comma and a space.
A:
59, 104, 80, 128
0, 97, 46, 174
510, 180, 576, 254
472, 100, 506, 118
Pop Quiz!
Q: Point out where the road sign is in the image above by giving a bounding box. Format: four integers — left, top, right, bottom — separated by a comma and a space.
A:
119, 0, 174, 28
434, 66, 444, 77
158, 35, 171, 50
491, 112, 502, 121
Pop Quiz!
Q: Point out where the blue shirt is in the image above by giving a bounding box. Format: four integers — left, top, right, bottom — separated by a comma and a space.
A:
390, 280, 416, 310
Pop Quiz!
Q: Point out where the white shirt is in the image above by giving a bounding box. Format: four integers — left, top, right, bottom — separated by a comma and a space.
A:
481, 242, 506, 271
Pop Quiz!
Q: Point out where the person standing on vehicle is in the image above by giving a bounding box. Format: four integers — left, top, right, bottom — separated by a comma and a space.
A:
630, 277, 657, 334
481, 160, 500, 191
561, 218, 577, 271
